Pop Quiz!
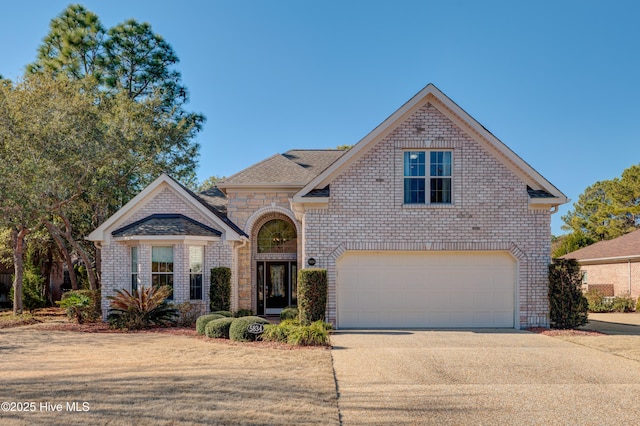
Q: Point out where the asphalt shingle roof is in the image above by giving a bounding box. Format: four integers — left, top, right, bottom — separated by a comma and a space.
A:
561, 228, 640, 260
112, 214, 222, 237
527, 186, 555, 199
221, 149, 346, 186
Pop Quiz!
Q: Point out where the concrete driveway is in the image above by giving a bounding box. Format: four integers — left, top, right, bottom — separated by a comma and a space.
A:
331, 329, 640, 425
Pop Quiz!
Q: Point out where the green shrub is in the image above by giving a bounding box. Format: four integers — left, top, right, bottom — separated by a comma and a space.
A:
174, 302, 200, 327
548, 259, 588, 329
585, 289, 614, 312
636, 297, 640, 312
229, 316, 270, 342
585, 292, 633, 313
210, 267, 231, 312
612, 295, 635, 312
280, 306, 298, 320
57, 289, 100, 323
195, 313, 224, 335
204, 317, 235, 339
261, 319, 331, 346
262, 323, 291, 343
288, 320, 331, 346
234, 309, 254, 318
10, 268, 46, 312
107, 285, 177, 330
211, 310, 233, 317
298, 268, 327, 325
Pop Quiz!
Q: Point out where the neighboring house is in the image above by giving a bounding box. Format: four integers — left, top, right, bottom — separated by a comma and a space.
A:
560, 229, 640, 299
88, 84, 568, 329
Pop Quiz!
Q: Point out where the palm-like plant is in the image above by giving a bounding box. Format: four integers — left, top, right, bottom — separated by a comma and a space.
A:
107, 285, 177, 330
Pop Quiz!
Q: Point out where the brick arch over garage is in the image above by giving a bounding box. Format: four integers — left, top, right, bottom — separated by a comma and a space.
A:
325, 241, 532, 328
244, 206, 302, 314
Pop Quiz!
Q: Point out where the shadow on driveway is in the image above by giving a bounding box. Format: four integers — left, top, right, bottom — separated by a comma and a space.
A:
582, 313, 640, 336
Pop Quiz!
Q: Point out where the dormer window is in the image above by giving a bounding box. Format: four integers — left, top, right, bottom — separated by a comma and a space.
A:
403, 151, 452, 204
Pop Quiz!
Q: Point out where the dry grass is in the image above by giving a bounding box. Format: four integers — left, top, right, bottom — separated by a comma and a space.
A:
0, 307, 68, 328
0, 320, 339, 425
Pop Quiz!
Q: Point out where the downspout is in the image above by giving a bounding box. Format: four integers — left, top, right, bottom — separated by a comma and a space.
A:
629, 259, 632, 295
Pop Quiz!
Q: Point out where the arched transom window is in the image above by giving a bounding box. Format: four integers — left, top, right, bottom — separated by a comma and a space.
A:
257, 219, 296, 253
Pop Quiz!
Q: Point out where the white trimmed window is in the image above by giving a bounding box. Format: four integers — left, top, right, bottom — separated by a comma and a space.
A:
403, 151, 452, 204
189, 246, 204, 300
152, 246, 174, 299
131, 247, 139, 292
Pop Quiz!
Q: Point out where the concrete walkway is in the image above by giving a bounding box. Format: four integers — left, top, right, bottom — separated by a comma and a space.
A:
331, 329, 640, 425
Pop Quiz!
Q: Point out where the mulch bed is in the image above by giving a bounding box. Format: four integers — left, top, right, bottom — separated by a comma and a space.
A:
527, 327, 606, 336
10, 316, 328, 350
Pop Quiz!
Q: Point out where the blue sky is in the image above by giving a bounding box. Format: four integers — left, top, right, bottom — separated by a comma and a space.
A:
2, 1, 639, 236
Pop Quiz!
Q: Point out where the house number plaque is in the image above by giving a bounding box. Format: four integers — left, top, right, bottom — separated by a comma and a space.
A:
247, 323, 264, 334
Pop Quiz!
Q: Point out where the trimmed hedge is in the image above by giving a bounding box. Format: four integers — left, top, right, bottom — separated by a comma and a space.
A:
204, 317, 235, 339
298, 268, 327, 325
195, 313, 224, 335
211, 310, 234, 317
234, 309, 254, 318
210, 267, 231, 312
280, 306, 298, 320
229, 316, 270, 342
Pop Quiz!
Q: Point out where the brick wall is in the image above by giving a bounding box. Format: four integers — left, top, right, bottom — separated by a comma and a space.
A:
99, 184, 233, 318
302, 101, 552, 328
581, 261, 640, 299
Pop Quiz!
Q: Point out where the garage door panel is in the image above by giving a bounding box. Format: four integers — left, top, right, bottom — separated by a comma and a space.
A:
337, 251, 515, 328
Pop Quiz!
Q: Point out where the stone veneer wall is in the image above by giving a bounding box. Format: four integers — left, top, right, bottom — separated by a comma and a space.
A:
99, 186, 233, 318
225, 191, 301, 312
302, 101, 552, 329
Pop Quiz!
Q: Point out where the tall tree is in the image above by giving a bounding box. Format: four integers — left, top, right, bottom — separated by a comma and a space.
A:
28, 4, 105, 80
562, 164, 640, 241
30, 4, 203, 188
0, 75, 69, 312
19, 5, 204, 292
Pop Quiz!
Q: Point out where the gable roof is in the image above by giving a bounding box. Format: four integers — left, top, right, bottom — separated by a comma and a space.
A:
561, 229, 640, 262
87, 174, 246, 243
112, 214, 222, 238
293, 83, 568, 208
165, 175, 247, 237
218, 149, 345, 189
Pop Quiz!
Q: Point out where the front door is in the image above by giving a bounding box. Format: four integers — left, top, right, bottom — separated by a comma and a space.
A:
257, 261, 297, 315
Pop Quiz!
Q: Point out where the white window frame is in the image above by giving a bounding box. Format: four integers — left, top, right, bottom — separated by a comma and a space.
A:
131, 246, 139, 292
152, 246, 174, 300
403, 150, 453, 205
189, 246, 204, 300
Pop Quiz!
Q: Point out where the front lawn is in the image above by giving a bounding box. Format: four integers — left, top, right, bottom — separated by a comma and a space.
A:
0, 322, 338, 425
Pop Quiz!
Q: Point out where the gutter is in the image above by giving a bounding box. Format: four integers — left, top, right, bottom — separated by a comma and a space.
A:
575, 254, 640, 264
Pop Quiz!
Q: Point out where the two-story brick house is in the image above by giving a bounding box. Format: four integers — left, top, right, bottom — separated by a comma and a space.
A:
88, 84, 567, 329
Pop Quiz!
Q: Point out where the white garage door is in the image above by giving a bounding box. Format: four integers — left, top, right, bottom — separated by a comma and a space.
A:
337, 251, 516, 328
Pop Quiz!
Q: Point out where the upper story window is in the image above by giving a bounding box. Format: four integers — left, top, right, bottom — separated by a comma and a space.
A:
257, 219, 297, 253
403, 151, 452, 204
